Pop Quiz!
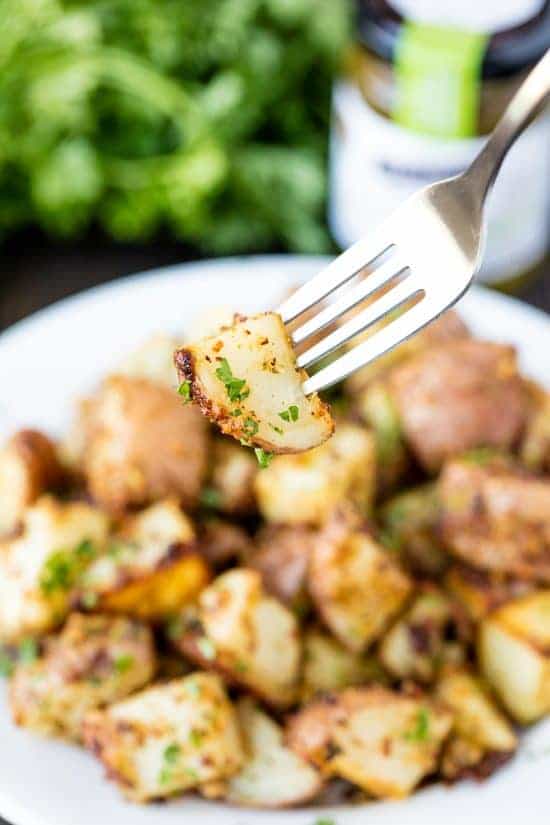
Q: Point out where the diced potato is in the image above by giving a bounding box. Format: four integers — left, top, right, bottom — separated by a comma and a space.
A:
197, 519, 252, 567
255, 423, 376, 525
439, 456, 550, 582
0, 430, 63, 536
174, 569, 301, 708
225, 699, 322, 808
0, 496, 109, 643
309, 507, 412, 652
478, 591, 550, 723
389, 340, 528, 473
83, 673, 244, 802
9, 613, 155, 741
175, 312, 334, 454
82, 375, 209, 514
435, 668, 517, 755
248, 523, 315, 608
118, 334, 182, 388
73, 500, 210, 620
521, 384, 550, 473
441, 736, 513, 782
302, 628, 386, 700
379, 483, 448, 575
379, 588, 468, 684
445, 564, 534, 623
356, 382, 409, 494
207, 439, 258, 515
286, 686, 452, 799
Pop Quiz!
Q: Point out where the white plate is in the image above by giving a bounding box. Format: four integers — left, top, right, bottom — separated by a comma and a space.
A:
0, 255, 548, 825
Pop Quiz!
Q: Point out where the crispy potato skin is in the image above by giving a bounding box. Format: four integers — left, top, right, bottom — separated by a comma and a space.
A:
444, 564, 534, 623
83, 673, 244, 802
439, 458, 550, 582
0, 430, 63, 536
10, 613, 156, 741
285, 686, 453, 799
197, 519, 252, 567
308, 507, 413, 652
388, 340, 528, 472
248, 523, 315, 607
82, 375, 209, 514
175, 312, 334, 454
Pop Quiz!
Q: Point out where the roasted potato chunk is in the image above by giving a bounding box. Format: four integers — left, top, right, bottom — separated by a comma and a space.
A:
521, 385, 550, 473
435, 667, 517, 781
9, 613, 155, 741
309, 507, 412, 651
226, 698, 322, 808
255, 423, 376, 525
207, 439, 258, 515
248, 523, 315, 608
388, 340, 528, 473
0, 496, 109, 642
478, 591, 550, 723
302, 628, 386, 700
379, 483, 448, 576
445, 564, 534, 623
174, 569, 301, 707
73, 500, 210, 620
439, 456, 550, 582
345, 309, 469, 395
82, 375, 209, 514
379, 587, 468, 684
0, 430, 63, 536
83, 673, 244, 802
175, 312, 334, 454
286, 686, 452, 799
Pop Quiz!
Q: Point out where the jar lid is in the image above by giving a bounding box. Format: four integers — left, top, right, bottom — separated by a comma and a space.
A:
356, 0, 550, 77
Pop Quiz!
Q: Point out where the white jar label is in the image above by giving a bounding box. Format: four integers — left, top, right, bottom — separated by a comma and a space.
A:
329, 83, 549, 284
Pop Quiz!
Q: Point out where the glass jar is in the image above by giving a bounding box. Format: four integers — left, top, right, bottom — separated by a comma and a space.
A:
329, 0, 550, 290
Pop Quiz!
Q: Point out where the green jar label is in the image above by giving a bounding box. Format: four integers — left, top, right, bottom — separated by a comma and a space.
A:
394, 23, 489, 138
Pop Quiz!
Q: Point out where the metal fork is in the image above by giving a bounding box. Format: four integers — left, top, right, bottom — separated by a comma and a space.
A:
278, 49, 550, 396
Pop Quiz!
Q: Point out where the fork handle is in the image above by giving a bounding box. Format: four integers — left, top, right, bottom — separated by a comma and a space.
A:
465, 48, 550, 200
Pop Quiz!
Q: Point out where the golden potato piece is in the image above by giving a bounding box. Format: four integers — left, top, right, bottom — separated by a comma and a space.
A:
83, 375, 209, 514
379, 587, 468, 684
74, 500, 210, 620
225, 698, 322, 808
521, 383, 550, 473
83, 673, 244, 802
478, 591, 550, 723
175, 312, 334, 454
286, 686, 452, 799
302, 628, 386, 700
254, 423, 376, 525
309, 507, 412, 652
0, 496, 109, 643
9, 613, 156, 741
174, 568, 301, 708
0, 430, 63, 536
248, 523, 315, 608
207, 439, 258, 516
444, 564, 534, 623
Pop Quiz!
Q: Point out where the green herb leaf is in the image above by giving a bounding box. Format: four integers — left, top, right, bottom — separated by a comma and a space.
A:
0, 649, 14, 678
269, 423, 284, 435
189, 728, 204, 748
200, 486, 222, 509
40, 540, 97, 595
164, 742, 182, 765
279, 404, 299, 422
215, 358, 249, 403
243, 417, 259, 437
197, 637, 216, 661
114, 654, 134, 675
19, 638, 38, 665
254, 448, 273, 468
404, 707, 430, 742
178, 380, 192, 403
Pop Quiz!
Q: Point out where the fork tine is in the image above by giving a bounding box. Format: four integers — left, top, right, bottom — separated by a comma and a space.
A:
302, 297, 451, 395
277, 228, 393, 324
290, 253, 408, 347
296, 279, 421, 370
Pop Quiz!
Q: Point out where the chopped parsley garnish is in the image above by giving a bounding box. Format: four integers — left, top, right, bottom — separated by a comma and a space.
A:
315, 819, 336, 825
189, 728, 204, 748
200, 486, 222, 509
178, 380, 192, 403
243, 417, 259, 437
19, 638, 38, 664
0, 649, 14, 678
215, 358, 249, 403
40, 540, 97, 595
269, 423, 284, 435
164, 742, 182, 764
254, 448, 274, 468
114, 654, 134, 675
230, 408, 242, 417
404, 707, 430, 742
279, 404, 299, 422
197, 637, 216, 661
